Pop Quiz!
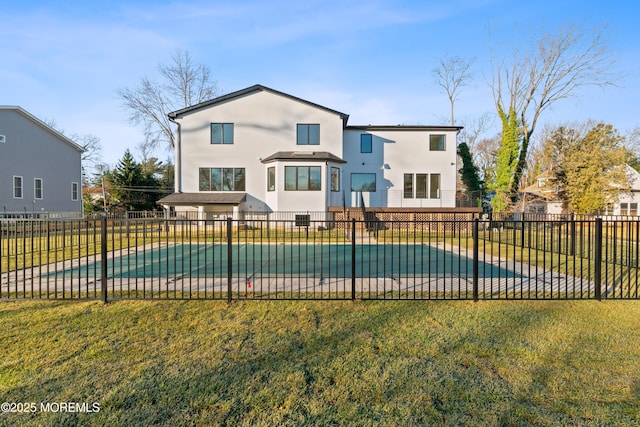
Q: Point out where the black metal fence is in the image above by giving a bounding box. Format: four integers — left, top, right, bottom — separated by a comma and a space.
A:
1, 217, 638, 301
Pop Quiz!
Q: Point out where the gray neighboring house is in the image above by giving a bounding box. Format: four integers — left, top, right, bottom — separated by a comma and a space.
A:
0, 106, 83, 218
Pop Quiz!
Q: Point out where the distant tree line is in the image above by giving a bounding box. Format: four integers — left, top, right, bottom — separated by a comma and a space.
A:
433, 23, 638, 215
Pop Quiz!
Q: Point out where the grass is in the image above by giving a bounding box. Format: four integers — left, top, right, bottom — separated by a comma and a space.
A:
1, 299, 640, 426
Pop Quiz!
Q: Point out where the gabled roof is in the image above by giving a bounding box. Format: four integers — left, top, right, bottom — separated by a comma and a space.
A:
0, 106, 84, 153
261, 151, 346, 164
520, 170, 560, 200
169, 84, 350, 124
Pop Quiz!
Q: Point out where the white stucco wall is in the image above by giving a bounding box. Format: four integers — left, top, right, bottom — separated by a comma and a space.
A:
175, 89, 345, 212
341, 128, 458, 208
172, 87, 461, 212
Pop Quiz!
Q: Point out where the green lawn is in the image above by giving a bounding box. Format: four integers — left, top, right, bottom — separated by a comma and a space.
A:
1, 300, 640, 426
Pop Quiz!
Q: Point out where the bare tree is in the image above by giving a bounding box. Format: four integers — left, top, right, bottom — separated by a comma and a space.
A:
117, 49, 221, 153
73, 133, 102, 165
474, 134, 501, 186
624, 127, 640, 171
489, 24, 615, 210
455, 112, 494, 195
458, 112, 493, 151
432, 56, 475, 125
43, 119, 103, 184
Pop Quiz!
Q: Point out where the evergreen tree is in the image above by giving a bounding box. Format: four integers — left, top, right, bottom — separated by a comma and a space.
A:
457, 142, 484, 204
106, 150, 148, 210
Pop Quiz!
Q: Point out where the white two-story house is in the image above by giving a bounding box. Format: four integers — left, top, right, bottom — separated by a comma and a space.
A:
158, 85, 462, 220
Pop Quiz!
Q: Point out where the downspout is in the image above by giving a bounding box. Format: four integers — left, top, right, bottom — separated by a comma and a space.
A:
169, 115, 182, 193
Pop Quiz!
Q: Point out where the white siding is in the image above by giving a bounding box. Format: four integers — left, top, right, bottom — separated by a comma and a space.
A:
342, 128, 458, 208
176, 90, 344, 212
0, 108, 83, 216
171, 87, 461, 212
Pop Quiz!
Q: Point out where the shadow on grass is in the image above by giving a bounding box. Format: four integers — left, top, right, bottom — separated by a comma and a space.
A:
1, 300, 640, 426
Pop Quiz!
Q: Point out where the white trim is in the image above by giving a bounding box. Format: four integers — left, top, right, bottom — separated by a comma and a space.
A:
71, 182, 79, 201
34, 177, 43, 200
0, 106, 83, 152
13, 175, 23, 199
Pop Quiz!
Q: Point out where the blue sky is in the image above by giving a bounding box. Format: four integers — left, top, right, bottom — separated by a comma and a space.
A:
2, 0, 638, 166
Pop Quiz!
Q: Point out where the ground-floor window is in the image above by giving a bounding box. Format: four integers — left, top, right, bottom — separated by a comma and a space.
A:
331, 167, 340, 192
199, 168, 245, 191
267, 167, 275, 191
620, 202, 638, 216
430, 174, 441, 199
403, 173, 440, 199
351, 173, 376, 192
285, 166, 321, 191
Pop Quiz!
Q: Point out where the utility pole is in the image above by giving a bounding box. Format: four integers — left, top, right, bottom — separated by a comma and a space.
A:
98, 164, 107, 212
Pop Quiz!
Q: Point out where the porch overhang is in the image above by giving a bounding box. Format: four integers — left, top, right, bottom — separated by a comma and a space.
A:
157, 192, 247, 206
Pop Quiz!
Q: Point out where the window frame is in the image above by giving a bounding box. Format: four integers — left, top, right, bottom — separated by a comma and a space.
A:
71, 182, 79, 201
34, 178, 43, 200
331, 167, 340, 192
360, 134, 372, 153
296, 124, 320, 145
403, 174, 413, 198
350, 173, 376, 192
430, 174, 441, 199
416, 174, 428, 199
403, 173, 439, 199
210, 123, 234, 145
284, 166, 322, 191
267, 167, 275, 192
198, 167, 245, 191
13, 176, 23, 199
429, 134, 446, 151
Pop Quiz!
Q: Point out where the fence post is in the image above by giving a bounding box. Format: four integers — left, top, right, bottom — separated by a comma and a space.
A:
473, 218, 479, 301
570, 213, 576, 256
101, 215, 108, 303
594, 218, 602, 300
351, 218, 356, 300
227, 217, 233, 303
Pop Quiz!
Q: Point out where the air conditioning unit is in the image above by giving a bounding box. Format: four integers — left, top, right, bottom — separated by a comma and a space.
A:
0, 135, 5, 143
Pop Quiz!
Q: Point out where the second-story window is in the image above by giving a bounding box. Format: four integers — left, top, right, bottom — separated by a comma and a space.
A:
211, 123, 234, 144
360, 134, 372, 153
296, 124, 320, 145
13, 176, 23, 199
429, 134, 445, 151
